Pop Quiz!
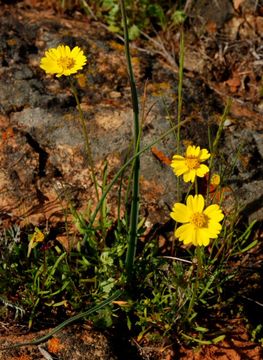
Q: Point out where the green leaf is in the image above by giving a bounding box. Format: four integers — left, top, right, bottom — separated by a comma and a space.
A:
171, 10, 186, 25
102, 0, 115, 11
240, 240, 258, 253
128, 24, 140, 40
195, 326, 209, 333
212, 334, 226, 344
108, 24, 121, 33
94, 306, 113, 328
147, 4, 165, 26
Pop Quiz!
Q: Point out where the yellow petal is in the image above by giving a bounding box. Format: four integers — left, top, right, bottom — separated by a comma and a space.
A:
175, 223, 195, 245
45, 50, 56, 62
171, 161, 185, 169
65, 45, 71, 56
170, 203, 191, 223
207, 221, 222, 237
187, 194, 204, 213
56, 45, 64, 57
193, 146, 201, 157
172, 155, 185, 161
199, 148, 210, 161
173, 165, 189, 176
50, 48, 60, 60
171, 157, 185, 168
71, 46, 81, 57
186, 145, 200, 157
40, 58, 60, 74
196, 164, 209, 177
60, 45, 67, 57
204, 204, 224, 222
196, 228, 210, 246
183, 170, 196, 183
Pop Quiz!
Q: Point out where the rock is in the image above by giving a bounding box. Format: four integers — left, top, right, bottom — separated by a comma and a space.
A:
7, 99, 178, 226
221, 128, 263, 222
253, 132, 263, 159
0, 68, 47, 113
239, 180, 263, 222
0, 4, 262, 232
188, 0, 234, 28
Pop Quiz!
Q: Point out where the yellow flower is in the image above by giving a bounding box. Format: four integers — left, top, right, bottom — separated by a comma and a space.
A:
170, 194, 224, 246
210, 173, 220, 187
40, 45, 87, 77
171, 145, 210, 183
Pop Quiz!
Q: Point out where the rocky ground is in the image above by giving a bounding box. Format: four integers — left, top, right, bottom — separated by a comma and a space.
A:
0, 0, 262, 359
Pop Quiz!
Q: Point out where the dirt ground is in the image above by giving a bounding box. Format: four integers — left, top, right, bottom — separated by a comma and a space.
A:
0, 320, 262, 359
0, 0, 262, 359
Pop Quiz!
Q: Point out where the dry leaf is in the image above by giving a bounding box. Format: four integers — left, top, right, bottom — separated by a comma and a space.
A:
225, 76, 241, 93
206, 21, 217, 34
151, 147, 171, 165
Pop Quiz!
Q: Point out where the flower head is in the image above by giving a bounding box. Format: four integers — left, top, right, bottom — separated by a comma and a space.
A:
210, 173, 220, 187
171, 145, 210, 183
40, 45, 87, 77
170, 194, 224, 246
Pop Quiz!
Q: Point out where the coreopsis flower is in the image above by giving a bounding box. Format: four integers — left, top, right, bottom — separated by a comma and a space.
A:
40, 45, 87, 77
210, 173, 220, 187
171, 145, 210, 183
170, 194, 224, 246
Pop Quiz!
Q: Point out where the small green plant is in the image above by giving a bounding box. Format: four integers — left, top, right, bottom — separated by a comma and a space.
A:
60, 0, 187, 39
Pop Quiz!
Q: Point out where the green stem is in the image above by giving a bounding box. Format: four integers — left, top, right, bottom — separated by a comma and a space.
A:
177, 29, 184, 153
120, 0, 140, 282
196, 246, 203, 277
176, 29, 184, 201
186, 246, 203, 321
69, 79, 100, 203
100, 160, 109, 240
206, 99, 231, 202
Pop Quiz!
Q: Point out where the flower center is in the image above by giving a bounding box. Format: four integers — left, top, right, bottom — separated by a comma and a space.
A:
190, 212, 208, 228
185, 156, 200, 169
57, 56, 75, 70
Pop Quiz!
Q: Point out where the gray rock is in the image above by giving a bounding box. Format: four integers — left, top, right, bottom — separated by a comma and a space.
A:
239, 180, 263, 223
0, 69, 49, 113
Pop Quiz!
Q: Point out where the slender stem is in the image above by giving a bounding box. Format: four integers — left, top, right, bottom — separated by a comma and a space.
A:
120, 0, 140, 282
206, 99, 231, 202
176, 29, 184, 202
186, 246, 203, 320
69, 79, 100, 203
196, 246, 203, 277
100, 161, 108, 239
185, 181, 194, 199
177, 29, 184, 153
